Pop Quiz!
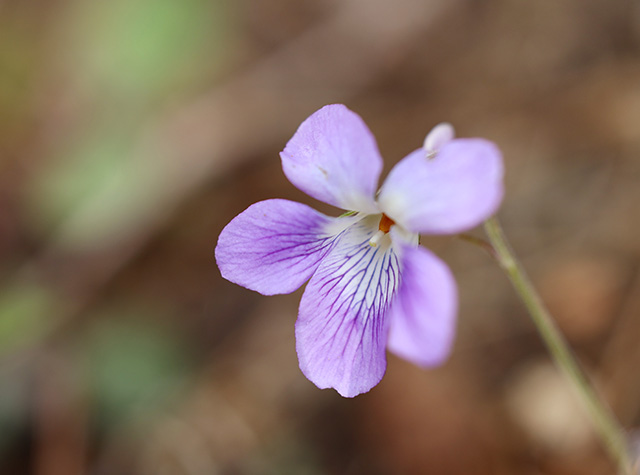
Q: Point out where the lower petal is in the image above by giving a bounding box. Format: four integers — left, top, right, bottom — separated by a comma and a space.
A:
215, 199, 335, 295
295, 215, 400, 397
387, 231, 458, 367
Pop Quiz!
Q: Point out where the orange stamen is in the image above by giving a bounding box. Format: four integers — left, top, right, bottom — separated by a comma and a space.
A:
378, 214, 395, 233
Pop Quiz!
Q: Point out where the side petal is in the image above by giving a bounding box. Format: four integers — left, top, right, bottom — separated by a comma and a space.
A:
378, 139, 504, 234
295, 215, 400, 397
280, 104, 382, 213
215, 199, 335, 295
387, 230, 458, 367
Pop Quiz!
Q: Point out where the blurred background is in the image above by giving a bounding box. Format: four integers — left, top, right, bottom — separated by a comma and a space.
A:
1, 0, 640, 473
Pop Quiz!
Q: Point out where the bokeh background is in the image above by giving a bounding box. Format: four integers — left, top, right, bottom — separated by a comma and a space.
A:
1, 0, 640, 473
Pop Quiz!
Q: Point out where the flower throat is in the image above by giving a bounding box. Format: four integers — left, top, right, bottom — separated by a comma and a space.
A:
369, 214, 395, 247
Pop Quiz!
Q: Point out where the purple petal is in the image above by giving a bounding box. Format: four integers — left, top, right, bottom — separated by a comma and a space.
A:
387, 229, 458, 367
295, 215, 400, 397
378, 139, 504, 234
215, 199, 335, 295
280, 104, 382, 213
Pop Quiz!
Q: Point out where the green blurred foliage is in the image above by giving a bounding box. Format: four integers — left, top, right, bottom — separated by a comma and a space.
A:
0, 301, 191, 456
80, 307, 192, 428
0, 283, 58, 357
26, 0, 233, 247
29, 123, 143, 246
0, 0, 229, 436
67, 0, 231, 100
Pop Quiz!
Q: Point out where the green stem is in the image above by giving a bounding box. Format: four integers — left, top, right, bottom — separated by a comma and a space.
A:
483, 217, 633, 474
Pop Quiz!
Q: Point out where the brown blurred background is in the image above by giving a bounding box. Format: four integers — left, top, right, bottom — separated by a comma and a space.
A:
1, 0, 640, 473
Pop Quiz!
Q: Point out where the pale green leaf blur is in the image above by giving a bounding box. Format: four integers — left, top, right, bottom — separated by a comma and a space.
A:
26, 0, 232, 247
0, 283, 57, 356
81, 310, 192, 427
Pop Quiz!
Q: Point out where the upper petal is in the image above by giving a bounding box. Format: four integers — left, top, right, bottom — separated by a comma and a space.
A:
280, 104, 382, 213
387, 228, 458, 367
215, 199, 335, 295
377, 139, 504, 234
295, 215, 400, 397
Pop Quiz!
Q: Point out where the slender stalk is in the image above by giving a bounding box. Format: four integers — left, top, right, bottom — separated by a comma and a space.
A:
483, 217, 633, 474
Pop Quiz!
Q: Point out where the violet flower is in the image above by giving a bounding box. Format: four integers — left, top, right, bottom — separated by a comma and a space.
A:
215, 104, 504, 397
